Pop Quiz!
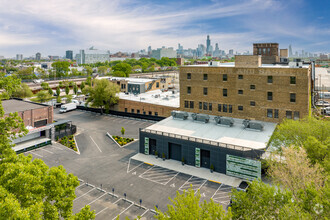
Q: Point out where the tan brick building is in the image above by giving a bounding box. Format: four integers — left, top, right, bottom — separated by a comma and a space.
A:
253, 43, 279, 64
179, 55, 311, 123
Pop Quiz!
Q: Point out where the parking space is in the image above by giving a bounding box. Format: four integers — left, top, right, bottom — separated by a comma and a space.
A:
211, 184, 232, 206
139, 166, 179, 185
179, 176, 207, 192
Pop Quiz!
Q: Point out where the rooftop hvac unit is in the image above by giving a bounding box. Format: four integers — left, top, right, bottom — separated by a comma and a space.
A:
208, 61, 220, 67
242, 119, 264, 131
171, 111, 188, 120
191, 113, 210, 123
214, 116, 234, 127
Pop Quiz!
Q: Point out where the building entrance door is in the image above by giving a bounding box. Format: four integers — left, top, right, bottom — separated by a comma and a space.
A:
169, 143, 182, 161
149, 138, 157, 155
201, 150, 210, 168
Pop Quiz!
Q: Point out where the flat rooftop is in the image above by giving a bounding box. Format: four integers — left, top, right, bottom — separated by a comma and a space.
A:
119, 89, 180, 108
2, 99, 46, 114
143, 114, 277, 150
97, 76, 153, 83
184, 62, 310, 68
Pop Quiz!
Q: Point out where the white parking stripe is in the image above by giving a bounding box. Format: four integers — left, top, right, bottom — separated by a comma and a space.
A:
29, 151, 43, 158
49, 145, 63, 150
74, 188, 95, 201
40, 148, 54, 154
113, 203, 134, 220
86, 193, 107, 205
90, 136, 102, 153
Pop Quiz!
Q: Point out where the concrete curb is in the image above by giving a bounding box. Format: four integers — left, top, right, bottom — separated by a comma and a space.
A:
73, 136, 81, 155
106, 132, 121, 148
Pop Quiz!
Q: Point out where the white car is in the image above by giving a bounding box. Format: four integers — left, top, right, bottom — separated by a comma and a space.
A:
316, 100, 330, 106
33, 79, 44, 84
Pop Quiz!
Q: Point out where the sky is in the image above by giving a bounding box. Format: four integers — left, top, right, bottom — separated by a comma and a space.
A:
0, 0, 329, 58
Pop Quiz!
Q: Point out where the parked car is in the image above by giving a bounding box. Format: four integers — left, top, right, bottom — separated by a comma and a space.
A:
316, 100, 330, 107
229, 181, 249, 207
33, 79, 44, 84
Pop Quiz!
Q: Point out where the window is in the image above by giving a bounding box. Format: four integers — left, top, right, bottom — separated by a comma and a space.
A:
267, 48, 270, 54
187, 86, 191, 94
290, 93, 296, 103
203, 102, 208, 110
184, 100, 189, 108
274, 109, 279, 118
203, 87, 208, 95
155, 112, 158, 116
229, 105, 232, 113
148, 111, 152, 115
137, 109, 140, 114
223, 104, 228, 112
199, 102, 202, 110
203, 74, 208, 80
286, 111, 292, 119
238, 75, 243, 79
223, 74, 227, 81
263, 48, 266, 54
267, 109, 273, 118
131, 109, 134, 113
294, 111, 300, 120
267, 92, 273, 101
218, 104, 221, 112
258, 48, 261, 55
238, 90, 243, 95
156, 82, 159, 88
238, 106, 243, 111
290, 76, 296, 84
190, 101, 194, 109
209, 103, 212, 111
143, 111, 146, 115
250, 101, 255, 106
268, 76, 273, 83
250, 85, 256, 90
187, 73, 191, 79
223, 88, 228, 97
125, 108, 127, 112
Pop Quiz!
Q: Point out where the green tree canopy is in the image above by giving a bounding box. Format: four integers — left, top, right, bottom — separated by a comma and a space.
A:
112, 71, 126, 77
156, 188, 231, 220
52, 61, 70, 77
12, 83, 33, 98
65, 85, 70, 95
112, 63, 131, 77
84, 66, 93, 76
83, 79, 120, 114
80, 81, 85, 91
56, 86, 61, 96
15, 67, 36, 80
31, 90, 53, 103
73, 83, 78, 95
97, 66, 108, 74
0, 73, 21, 99
41, 82, 49, 90
0, 100, 95, 219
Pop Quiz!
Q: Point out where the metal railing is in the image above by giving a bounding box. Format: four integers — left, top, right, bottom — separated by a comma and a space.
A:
141, 128, 262, 152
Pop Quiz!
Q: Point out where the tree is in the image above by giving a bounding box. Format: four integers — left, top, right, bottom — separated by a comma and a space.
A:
31, 90, 53, 103
84, 66, 93, 76
80, 81, 85, 91
16, 67, 36, 80
83, 79, 120, 114
52, 61, 70, 78
112, 71, 126, 77
230, 180, 309, 219
48, 87, 53, 95
0, 73, 21, 99
86, 77, 92, 87
112, 63, 131, 77
156, 188, 231, 220
56, 86, 61, 96
73, 83, 78, 95
12, 83, 33, 98
41, 82, 49, 90
121, 127, 125, 136
56, 95, 61, 104
97, 66, 108, 74
0, 100, 95, 219
65, 85, 70, 95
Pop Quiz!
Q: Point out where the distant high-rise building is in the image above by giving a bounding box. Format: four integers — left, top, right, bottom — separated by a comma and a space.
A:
151, 47, 177, 60
148, 46, 152, 55
214, 43, 220, 57
288, 45, 292, 57
206, 35, 211, 54
66, 50, 73, 60
16, 54, 23, 61
229, 49, 234, 55
76, 47, 110, 65
36, 52, 41, 61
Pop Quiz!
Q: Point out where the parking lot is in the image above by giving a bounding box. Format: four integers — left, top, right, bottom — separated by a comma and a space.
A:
24, 109, 233, 219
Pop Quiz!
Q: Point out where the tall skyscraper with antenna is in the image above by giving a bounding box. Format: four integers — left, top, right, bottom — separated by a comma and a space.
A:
206, 35, 211, 54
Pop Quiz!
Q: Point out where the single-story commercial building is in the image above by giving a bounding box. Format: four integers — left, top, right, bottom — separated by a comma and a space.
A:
139, 111, 277, 180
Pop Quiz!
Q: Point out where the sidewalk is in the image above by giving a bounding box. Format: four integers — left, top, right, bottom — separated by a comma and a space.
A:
131, 153, 242, 187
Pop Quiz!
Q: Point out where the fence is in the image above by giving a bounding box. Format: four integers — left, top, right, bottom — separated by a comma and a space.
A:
77, 106, 165, 121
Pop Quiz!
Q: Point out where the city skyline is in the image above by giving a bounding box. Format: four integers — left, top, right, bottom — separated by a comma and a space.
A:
0, 0, 330, 57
